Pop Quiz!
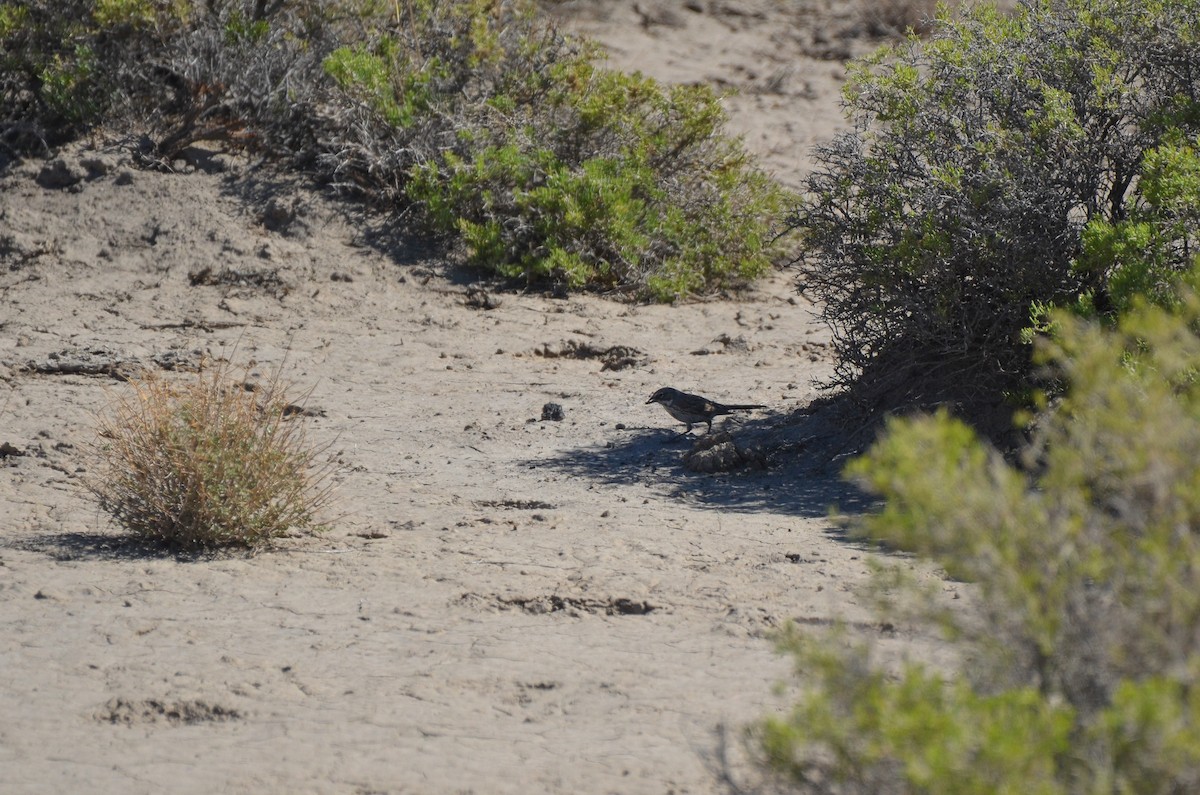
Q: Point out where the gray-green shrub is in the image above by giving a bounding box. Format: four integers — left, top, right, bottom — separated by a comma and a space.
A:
758, 270, 1200, 792
790, 0, 1200, 424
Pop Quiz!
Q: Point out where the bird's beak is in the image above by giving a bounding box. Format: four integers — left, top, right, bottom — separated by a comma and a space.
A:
645, 396, 656, 404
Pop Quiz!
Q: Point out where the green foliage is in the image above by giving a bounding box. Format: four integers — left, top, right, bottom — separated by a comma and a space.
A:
1097, 676, 1200, 794
92, 0, 158, 28
86, 358, 333, 550
323, 43, 411, 126
764, 630, 1200, 794
1075, 134, 1200, 316
322, 2, 786, 299
224, 9, 270, 45
410, 148, 658, 289
37, 44, 99, 124
792, 0, 1200, 422
761, 274, 1200, 792
761, 630, 1074, 795
0, 3, 29, 37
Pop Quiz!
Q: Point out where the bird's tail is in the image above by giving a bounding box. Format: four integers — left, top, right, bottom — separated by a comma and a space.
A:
724, 404, 765, 411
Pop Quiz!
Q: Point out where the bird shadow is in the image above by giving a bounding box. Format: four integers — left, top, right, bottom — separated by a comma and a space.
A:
525, 399, 876, 520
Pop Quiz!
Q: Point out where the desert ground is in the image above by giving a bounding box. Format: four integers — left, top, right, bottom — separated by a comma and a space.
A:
0, 2, 963, 793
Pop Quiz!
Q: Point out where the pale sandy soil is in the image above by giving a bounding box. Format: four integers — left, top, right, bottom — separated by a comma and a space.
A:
0, 3, 963, 793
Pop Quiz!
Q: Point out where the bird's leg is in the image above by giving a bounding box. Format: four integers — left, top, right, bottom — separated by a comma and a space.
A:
668, 425, 695, 442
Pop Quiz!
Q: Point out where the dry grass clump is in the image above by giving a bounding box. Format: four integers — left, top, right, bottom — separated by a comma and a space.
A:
86, 358, 333, 550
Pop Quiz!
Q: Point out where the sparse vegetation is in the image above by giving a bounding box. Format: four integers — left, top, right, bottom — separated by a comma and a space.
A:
85, 358, 333, 550
0, 0, 787, 300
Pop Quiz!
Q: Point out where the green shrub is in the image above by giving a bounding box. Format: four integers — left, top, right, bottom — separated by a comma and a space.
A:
759, 272, 1200, 792
761, 630, 1075, 795
85, 358, 333, 550
319, 1, 786, 299
1074, 133, 1200, 318
0, 3, 28, 36
38, 44, 100, 124
790, 0, 1200, 424
323, 43, 412, 127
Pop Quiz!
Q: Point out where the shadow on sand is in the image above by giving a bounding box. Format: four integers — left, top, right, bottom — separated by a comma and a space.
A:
8, 530, 245, 563
525, 402, 876, 521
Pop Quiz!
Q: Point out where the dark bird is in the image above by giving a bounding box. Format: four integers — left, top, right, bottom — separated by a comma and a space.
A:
645, 387, 764, 434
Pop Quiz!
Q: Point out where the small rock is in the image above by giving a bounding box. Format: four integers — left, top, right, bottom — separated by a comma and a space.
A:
541, 402, 565, 421
259, 197, 303, 233
682, 431, 766, 473
464, 287, 502, 310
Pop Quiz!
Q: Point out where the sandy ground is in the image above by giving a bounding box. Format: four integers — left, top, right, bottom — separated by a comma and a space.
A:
0, 3, 962, 793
